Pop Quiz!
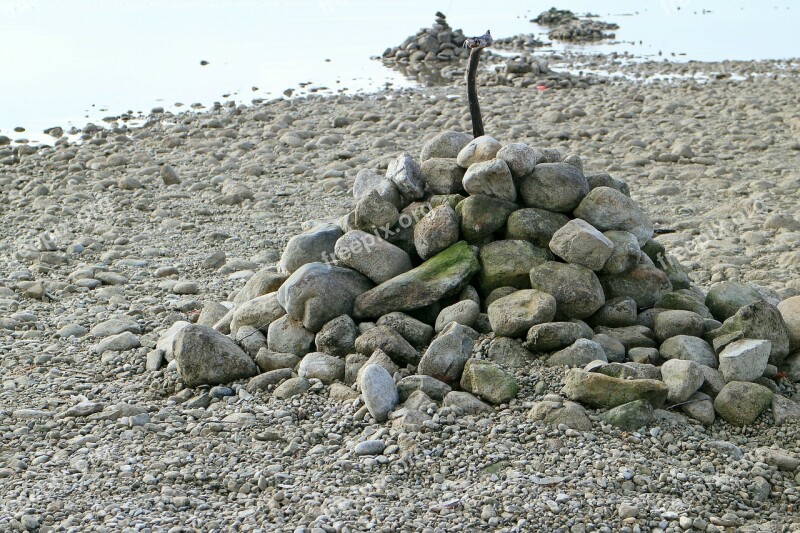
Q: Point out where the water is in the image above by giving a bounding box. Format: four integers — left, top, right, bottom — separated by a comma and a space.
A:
1, 0, 798, 142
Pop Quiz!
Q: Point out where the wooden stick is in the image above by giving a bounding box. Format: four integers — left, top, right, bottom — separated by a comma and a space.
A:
466, 47, 484, 138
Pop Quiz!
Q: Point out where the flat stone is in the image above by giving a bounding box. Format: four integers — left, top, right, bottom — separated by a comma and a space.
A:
718, 339, 771, 383
562, 369, 669, 409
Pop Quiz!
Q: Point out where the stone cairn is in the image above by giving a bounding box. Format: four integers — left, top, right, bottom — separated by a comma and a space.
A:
531, 8, 619, 43
158, 133, 800, 430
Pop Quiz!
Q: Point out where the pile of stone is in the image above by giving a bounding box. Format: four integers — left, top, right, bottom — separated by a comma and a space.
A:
531, 8, 619, 43
154, 131, 800, 430
380, 12, 471, 64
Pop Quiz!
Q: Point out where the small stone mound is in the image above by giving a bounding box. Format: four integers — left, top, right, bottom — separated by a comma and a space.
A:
380, 12, 469, 64
531, 8, 619, 43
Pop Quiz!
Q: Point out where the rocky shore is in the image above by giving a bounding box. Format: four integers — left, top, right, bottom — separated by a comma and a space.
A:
1, 51, 800, 532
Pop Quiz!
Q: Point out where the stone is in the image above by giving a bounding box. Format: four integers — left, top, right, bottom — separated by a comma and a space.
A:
718, 339, 771, 383
653, 310, 705, 342
354, 325, 419, 365
277, 262, 372, 332
230, 293, 286, 335
160, 164, 181, 185
592, 333, 627, 362
267, 315, 315, 356
421, 131, 473, 161
655, 290, 711, 318
397, 375, 452, 402
280, 223, 343, 273
315, 315, 358, 357
273, 377, 311, 399
528, 397, 592, 430
344, 353, 368, 386
233, 269, 288, 305
487, 289, 557, 338
386, 152, 424, 200
497, 143, 542, 178
458, 194, 518, 243
413, 205, 459, 260
420, 158, 466, 195
460, 359, 519, 405
712, 301, 791, 366
376, 312, 434, 348
529, 261, 605, 319
756, 447, 800, 472
93, 331, 140, 355
156, 321, 191, 361
462, 158, 516, 202
600, 400, 654, 431
525, 322, 591, 353
772, 395, 800, 426
586, 173, 630, 196
699, 366, 726, 397
90, 317, 141, 338
505, 208, 570, 248
488, 337, 533, 368
599, 263, 672, 310
681, 392, 716, 425
355, 349, 399, 385
443, 391, 492, 415
246, 368, 293, 392
355, 439, 386, 456
519, 163, 589, 213
353, 169, 403, 208
456, 135, 502, 167
479, 240, 549, 294
600, 231, 642, 275
589, 297, 637, 328
549, 219, 614, 271
593, 361, 661, 381
297, 352, 345, 384
547, 338, 608, 368
254, 349, 300, 372
660, 359, 704, 403
360, 364, 399, 422
777, 296, 800, 351
354, 190, 400, 235
573, 186, 654, 244
435, 300, 480, 332
627, 347, 658, 364
659, 335, 717, 368
417, 322, 474, 385
353, 241, 479, 318
705, 281, 765, 322
714, 381, 773, 426
173, 325, 258, 387
234, 326, 268, 357
196, 302, 230, 327
562, 369, 669, 409
335, 230, 412, 284
595, 325, 656, 351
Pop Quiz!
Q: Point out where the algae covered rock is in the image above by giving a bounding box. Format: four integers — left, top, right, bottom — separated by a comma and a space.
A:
562, 369, 668, 409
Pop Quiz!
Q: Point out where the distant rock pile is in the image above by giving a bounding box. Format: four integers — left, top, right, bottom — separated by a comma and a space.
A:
381, 12, 470, 64
156, 131, 800, 430
532, 7, 619, 43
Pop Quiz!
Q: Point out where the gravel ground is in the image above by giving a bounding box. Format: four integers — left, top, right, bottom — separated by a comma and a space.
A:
1, 55, 799, 532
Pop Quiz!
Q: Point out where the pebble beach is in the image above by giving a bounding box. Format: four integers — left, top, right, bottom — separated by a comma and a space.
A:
1, 9, 800, 533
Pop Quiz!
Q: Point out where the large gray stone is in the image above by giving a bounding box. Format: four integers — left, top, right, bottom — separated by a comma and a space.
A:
705, 281, 765, 322
462, 158, 516, 202
386, 152, 424, 200
233, 269, 288, 305
589, 297, 637, 328
777, 296, 800, 352
280, 223, 343, 274
660, 359, 704, 403
519, 162, 589, 213
335, 230, 412, 284
443, 391, 492, 415
230, 293, 286, 335
277, 262, 372, 333
600, 400, 654, 431
712, 301, 791, 366
435, 300, 480, 332
420, 158, 466, 195
549, 218, 614, 271
714, 381, 773, 426
479, 240, 549, 294
659, 335, 717, 368
600, 231, 641, 275
497, 143, 542, 179
315, 315, 357, 357
354, 325, 419, 365
421, 131, 473, 161
267, 315, 315, 356
599, 263, 673, 310
456, 135, 502, 168
173, 325, 258, 387
562, 369, 669, 409
457, 194, 518, 243
417, 322, 473, 385
505, 208, 570, 248
525, 322, 591, 353
397, 375, 452, 402
653, 310, 705, 342
460, 359, 519, 405
360, 364, 399, 422
354, 190, 400, 235
298, 352, 345, 384
353, 241, 479, 318
546, 338, 607, 368
573, 187, 654, 245
413, 205, 460, 260
488, 289, 557, 338
718, 339, 771, 383
529, 261, 605, 319
353, 168, 402, 208
376, 312, 434, 349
